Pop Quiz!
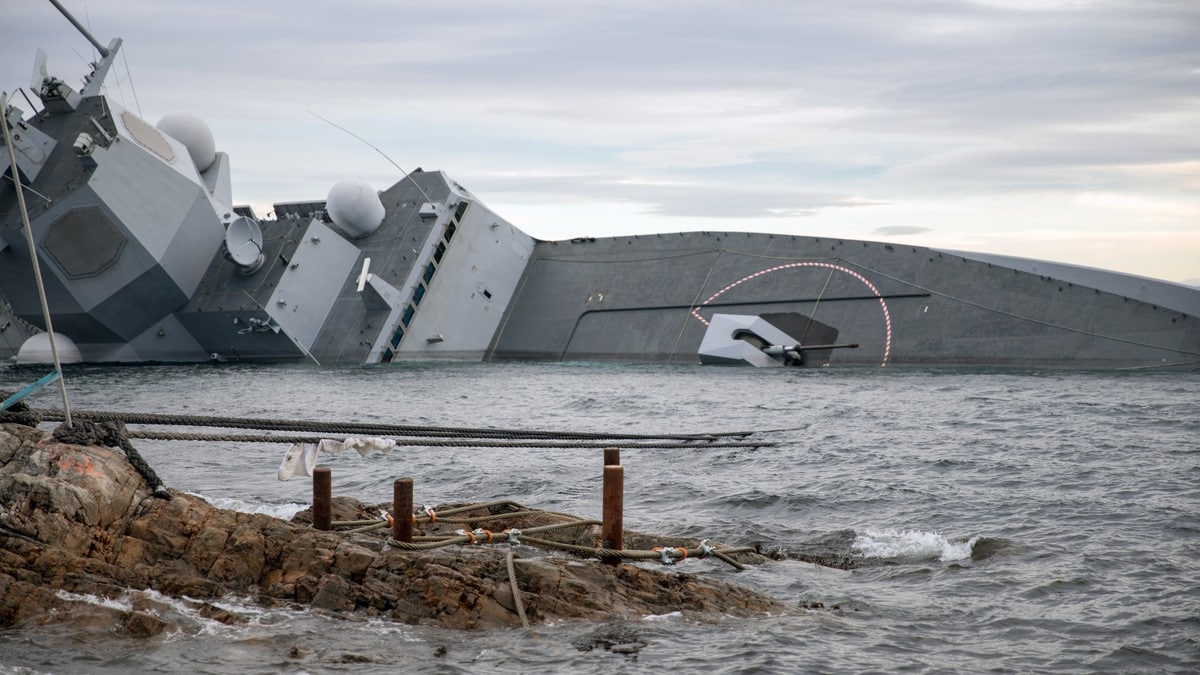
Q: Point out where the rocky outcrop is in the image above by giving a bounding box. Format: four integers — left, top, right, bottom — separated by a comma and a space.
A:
0, 423, 783, 634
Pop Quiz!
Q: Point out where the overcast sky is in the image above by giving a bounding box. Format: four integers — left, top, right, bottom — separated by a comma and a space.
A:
4, 0, 1198, 284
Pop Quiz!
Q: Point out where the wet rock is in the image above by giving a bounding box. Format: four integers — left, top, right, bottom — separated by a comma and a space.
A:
0, 424, 785, 632
118, 610, 170, 638
573, 621, 647, 653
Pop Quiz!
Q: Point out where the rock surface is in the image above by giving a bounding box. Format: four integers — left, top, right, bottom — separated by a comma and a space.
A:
0, 423, 783, 633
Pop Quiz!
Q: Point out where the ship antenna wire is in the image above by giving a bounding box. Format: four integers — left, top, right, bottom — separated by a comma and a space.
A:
801, 266, 836, 343
307, 111, 434, 204
1, 92, 73, 425
82, 4, 144, 117
119, 47, 143, 117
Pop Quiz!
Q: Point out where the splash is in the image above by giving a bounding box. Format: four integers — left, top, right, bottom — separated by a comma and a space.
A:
195, 494, 308, 520
852, 528, 980, 562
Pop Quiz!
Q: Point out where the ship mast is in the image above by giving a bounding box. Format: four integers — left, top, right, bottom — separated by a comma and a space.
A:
44, 0, 123, 98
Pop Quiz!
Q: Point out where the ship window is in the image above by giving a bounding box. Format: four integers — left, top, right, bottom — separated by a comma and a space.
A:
390, 329, 404, 349
402, 305, 415, 326
454, 201, 469, 222
444, 222, 457, 243
413, 283, 426, 305
433, 242, 446, 263
381, 349, 394, 363
423, 262, 436, 284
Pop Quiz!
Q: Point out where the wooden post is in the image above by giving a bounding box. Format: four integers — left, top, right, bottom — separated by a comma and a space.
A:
602, 464, 623, 566
393, 477, 413, 543
603, 446, 620, 466
312, 466, 332, 531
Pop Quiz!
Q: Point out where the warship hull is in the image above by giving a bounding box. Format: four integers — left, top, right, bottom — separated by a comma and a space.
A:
493, 234, 1199, 370
2, 10, 1198, 371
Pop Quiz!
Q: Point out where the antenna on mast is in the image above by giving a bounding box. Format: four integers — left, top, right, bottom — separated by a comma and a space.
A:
43, 0, 122, 97
47, 0, 108, 56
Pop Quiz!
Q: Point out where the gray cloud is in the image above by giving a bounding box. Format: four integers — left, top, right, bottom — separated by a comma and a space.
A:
470, 172, 881, 219
873, 226, 933, 237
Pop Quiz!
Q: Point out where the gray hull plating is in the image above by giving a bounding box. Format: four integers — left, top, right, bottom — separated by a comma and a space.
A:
490, 234, 1199, 369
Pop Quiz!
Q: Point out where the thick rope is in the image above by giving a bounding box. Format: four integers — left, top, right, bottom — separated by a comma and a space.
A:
370, 501, 753, 571
506, 548, 530, 629
20, 407, 754, 443
385, 530, 753, 569
117, 430, 773, 449
0, 392, 42, 428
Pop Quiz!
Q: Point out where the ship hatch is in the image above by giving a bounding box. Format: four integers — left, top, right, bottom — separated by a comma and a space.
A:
42, 206, 127, 278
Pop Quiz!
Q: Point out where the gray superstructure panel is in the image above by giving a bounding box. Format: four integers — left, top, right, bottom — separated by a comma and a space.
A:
389, 194, 536, 360
173, 171, 467, 363
306, 172, 456, 363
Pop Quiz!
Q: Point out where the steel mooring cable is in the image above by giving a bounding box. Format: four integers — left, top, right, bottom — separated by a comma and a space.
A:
7, 403, 768, 446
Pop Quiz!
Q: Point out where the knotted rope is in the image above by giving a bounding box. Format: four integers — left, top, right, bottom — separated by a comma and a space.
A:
0, 391, 42, 428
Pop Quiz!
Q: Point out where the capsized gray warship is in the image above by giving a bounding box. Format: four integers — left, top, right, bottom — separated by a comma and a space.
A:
2, 7, 1198, 370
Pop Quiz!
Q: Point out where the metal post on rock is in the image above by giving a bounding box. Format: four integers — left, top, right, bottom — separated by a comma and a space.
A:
602, 460, 624, 567
312, 467, 332, 531
393, 477, 413, 543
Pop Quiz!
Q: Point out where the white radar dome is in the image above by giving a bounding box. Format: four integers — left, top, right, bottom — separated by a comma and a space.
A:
326, 179, 385, 238
16, 332, 83, 365
157, 112, 217, 172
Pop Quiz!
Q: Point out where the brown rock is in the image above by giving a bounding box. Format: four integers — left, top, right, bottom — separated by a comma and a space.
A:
0, 424, 785, 632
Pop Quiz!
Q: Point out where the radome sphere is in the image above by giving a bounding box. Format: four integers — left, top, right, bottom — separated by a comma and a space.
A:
326, 179, 385, 238
157, 112, 217, 172
16, 332, 83, 365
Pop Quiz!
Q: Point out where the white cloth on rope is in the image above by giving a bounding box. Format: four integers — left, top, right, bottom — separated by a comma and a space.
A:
277, 437, 399, 480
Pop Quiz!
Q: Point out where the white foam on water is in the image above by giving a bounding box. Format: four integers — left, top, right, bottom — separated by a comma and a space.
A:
191, 493, 307, 520
853, 528, 979, 562
52, 588, 316, 638
53, 588, 235, 636
54, 588, 137, 613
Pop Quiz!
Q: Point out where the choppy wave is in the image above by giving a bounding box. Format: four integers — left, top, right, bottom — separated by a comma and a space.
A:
852, 528, 980, 562
198, 495, 307, 520
51, 588, 279, 636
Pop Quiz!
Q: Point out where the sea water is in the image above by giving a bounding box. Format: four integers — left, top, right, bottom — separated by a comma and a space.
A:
0, 362, 1197, 673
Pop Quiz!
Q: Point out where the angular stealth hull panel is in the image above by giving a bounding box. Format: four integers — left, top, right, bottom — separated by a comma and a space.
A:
489, 234, 1199, 370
